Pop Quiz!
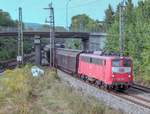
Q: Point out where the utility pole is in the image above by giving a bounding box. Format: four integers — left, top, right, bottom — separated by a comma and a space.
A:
44, 3, 55, 67
119, 0, 125, 56
17, 7, 23, 64
66, 0, 71, 31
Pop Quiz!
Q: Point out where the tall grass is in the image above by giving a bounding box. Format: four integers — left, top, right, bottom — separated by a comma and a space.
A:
0, 65, 123, 114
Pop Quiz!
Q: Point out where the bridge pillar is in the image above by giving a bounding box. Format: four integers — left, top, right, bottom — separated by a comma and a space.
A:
34, 35, 41, 65
89, 33, 107, 51
81, 39, 89, 51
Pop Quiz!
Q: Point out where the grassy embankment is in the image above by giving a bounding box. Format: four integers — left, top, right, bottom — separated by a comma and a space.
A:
0, 65, 124, 114
134, 68, 150, 87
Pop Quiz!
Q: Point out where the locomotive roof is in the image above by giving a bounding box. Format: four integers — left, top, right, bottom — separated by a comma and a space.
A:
80, 53, 131, 60
56, 48, 82, 52
56, 48, 131, 60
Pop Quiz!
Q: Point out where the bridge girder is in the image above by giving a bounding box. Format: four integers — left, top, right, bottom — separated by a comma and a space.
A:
0, 31, 90, 39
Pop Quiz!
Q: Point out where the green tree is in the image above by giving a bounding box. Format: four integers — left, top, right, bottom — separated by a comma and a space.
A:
0, 10, 32, 61
67, 14, 104, 49
104, 4, 114, 30
105, 0, 150, 83
70, 14, 104, 32
0, 9, 17, 27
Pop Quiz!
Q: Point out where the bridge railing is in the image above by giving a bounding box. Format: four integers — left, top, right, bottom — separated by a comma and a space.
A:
0, 26, 54, 32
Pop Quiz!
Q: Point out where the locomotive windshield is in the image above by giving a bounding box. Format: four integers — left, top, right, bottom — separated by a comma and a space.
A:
112, 59, 131, 73
112, 59, 120, 67
123, 59, 131, 67
112, 59, 131, 67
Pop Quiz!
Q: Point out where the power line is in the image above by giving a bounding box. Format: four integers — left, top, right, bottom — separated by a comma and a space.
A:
56, 0, 99, 10
106, 32, 150, 37
69, 0, 99, 9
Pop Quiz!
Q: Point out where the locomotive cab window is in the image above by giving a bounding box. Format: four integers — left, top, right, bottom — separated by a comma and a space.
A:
80, 56, 90, 63
91, 58, 103, 65
90, 58, 92, 63
103, 60, 106, 65
124, 59, 131, 67
92, 58, 99, 64
112, 59, 120, 67
112, 59, 131, 67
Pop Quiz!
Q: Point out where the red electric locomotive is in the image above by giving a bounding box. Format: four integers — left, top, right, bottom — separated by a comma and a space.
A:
55, 48, 133, 90
78, 53, 133, 89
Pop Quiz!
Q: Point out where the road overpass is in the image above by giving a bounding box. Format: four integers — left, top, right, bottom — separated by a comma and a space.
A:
0, 31, 107, 50
0, 30, 107, 65
0, 31, 89, 39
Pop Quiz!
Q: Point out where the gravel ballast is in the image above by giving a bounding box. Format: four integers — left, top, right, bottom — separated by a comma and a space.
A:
57, 70, 150, 114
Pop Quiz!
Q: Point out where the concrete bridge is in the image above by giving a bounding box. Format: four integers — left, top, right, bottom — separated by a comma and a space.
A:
0, 31, 89, 39
0, 31, 107, 65
0, 31, 107, 51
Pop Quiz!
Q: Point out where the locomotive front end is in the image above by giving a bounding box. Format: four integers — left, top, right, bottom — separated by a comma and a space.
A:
111, 57, 133, 89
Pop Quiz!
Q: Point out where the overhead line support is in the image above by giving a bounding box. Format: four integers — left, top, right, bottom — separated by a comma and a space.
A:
44, 3, 55, 68
119, 0, 125, 56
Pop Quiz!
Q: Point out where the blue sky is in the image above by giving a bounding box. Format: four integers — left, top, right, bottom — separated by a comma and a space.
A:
0, 0, 139, 26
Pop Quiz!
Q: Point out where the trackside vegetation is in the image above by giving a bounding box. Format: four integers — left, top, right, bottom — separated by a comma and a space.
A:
104, 0, 150, 85
0, 65, 123, 114
0, 10, 33, 60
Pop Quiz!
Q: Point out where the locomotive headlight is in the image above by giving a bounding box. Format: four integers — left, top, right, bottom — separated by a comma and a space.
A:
128, 75, 131, 78
112, 75, 115, 78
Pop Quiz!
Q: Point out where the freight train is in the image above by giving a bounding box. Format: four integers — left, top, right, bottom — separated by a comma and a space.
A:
55, 48, 133, 90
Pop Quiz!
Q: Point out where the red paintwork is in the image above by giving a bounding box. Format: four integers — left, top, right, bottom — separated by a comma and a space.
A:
78, 53, 133, 86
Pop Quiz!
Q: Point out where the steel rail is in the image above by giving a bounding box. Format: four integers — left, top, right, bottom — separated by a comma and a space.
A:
0, 53, 34, 71
124, 92, 150, 103
57, 68, 150, 109
132, 84, 150, 93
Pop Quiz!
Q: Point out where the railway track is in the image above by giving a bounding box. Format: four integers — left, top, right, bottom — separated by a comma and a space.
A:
132, 83, 150, 93
0, 53, 34, 72
116, 91, 150, 109
97, 83, 150, 109
58, 69, 150, 110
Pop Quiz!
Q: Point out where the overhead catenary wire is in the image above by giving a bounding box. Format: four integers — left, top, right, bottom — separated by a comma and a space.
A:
55, 0, 99, 10
69, 0, 99, 9
106, 32, 150, 37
